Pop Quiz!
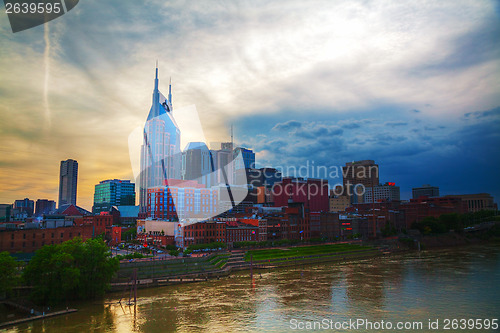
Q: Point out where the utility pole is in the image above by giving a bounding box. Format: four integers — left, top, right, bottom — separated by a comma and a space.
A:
134, 268, 137, 304
250, 254, 253, 281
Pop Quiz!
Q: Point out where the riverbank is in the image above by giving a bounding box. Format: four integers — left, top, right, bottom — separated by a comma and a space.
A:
109, 233, 500, 291
0, 307, 77, 329
108, 243, 392, 291
6, 244, 499, 332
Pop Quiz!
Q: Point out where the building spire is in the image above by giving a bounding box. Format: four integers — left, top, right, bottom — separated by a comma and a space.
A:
168, 76, 172, 107
152, 62, 159, 114
154, 61, 159, 91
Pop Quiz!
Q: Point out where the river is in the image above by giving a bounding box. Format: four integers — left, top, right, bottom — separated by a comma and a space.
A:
5, 244, 500, 332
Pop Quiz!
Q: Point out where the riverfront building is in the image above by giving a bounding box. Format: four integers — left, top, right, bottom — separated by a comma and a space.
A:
444, 193, 497, 212
0, 224, 93, 253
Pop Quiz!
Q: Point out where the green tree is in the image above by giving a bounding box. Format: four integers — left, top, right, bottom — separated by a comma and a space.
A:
23, 238, 119, 305
382, 222, 397, 237
121, 228, 137, 241
0, 251, 18, 295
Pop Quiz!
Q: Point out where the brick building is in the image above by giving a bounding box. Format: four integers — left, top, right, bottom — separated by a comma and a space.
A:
226, 221, 259, 246
400, 196, 467, 229
93, 213, 114, 236
183, 220, 226, 247
272, 177, 329, 212
0, 224, 93, 253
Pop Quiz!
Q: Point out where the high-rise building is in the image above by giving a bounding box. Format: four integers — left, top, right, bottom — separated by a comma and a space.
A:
342, 160, 379, 203
139, 67, 181, 212
260, 168, 282, 189
182, 142, 214, 188
35, 199, 56, 216
93, 179, 136, 214
210, 142, 234, 185
58, 159, 78, 208
0, 204, 12, 222
13, 198, 35, 217
234, 147, 255, 170
363, 182, 401, 203
412, 184, 440, 199
245, 167, 282, 189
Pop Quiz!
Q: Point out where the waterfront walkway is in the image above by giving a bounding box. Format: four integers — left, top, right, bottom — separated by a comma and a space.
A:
0, 308, 77, 329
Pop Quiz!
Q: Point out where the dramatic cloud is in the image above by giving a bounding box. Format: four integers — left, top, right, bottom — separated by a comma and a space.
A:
272, 120, 302, 131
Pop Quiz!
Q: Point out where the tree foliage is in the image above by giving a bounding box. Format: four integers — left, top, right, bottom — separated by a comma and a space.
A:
0, 251, 18, 295
382, 222, 397, 237
185, 241, 226, 253
121, 228, 136, 241
23, 238, 119, 305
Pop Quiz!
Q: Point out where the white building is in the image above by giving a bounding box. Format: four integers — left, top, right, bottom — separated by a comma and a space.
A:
363, 183, 400, 203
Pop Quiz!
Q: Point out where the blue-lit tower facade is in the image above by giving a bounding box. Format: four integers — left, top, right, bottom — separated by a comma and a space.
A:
139, 67, 181, 212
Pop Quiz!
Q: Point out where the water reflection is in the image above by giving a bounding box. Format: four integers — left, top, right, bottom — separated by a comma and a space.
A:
7, 244, 500, 333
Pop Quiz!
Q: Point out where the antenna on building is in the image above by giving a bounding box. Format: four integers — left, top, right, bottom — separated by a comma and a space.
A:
168, 76, 172, 108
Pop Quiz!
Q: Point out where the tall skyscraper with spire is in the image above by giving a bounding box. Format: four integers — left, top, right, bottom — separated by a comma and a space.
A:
139, 66, 181, 212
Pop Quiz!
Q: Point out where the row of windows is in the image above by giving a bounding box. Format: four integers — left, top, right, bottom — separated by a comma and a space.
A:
185, 230, 224, 237
10, 239, 69, 248
10, 231, 81, 240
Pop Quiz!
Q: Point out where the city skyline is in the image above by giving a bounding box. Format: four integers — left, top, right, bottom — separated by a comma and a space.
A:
0, 0, 499, 209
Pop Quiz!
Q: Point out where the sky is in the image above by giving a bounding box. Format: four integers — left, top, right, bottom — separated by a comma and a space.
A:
0, 0, 499, 210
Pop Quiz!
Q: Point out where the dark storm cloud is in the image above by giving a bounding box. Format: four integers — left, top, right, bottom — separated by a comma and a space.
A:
272, 120, 302, 131
464, 106, 500, 119
385, 121, 408, 127
413, 18, 500, 76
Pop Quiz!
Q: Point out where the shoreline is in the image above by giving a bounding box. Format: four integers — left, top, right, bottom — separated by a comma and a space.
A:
109, 235, 500, 292
3, 240, 496, 329
108, 246, 396, 292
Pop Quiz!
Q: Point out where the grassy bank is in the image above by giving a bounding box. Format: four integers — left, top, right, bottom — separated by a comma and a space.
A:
244, 243, 371, 261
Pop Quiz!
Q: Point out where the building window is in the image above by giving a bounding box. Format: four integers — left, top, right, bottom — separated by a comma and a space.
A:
23, 233, 26, 239
32, 241, 35, 247
11, 242, 14, 248
51, 233, 54, 238
42, 233, 45, 239
23, 242, 25, 247
11, 234, 14, 240
60, 233, 64, 238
